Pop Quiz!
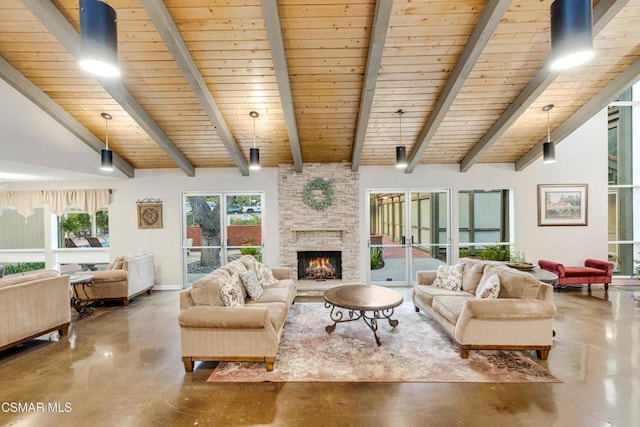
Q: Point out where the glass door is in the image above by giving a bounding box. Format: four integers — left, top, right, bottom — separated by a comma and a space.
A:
224, 193, 263, 263
368, 189, 450, 285
181, 191, 265, 287
368, 192, 408, 284
409, 191, 450, 281
182, 193, 223, 286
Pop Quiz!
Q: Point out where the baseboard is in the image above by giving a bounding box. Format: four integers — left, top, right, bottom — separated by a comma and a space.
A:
152, 284, 183, 291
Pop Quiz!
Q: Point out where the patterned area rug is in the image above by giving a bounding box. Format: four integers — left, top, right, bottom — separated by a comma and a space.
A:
207, 302, 560, 383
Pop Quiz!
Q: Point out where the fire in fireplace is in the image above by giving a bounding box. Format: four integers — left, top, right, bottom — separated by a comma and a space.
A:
297, 251, 342, 280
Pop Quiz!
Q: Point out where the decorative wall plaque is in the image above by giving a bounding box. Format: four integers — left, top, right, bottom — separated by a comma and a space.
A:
137, 199, 163, 229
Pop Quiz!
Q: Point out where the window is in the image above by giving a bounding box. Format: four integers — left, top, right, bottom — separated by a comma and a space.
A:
458, 189, 512, 260
58, 207, 109, 248
607, 86, 638, 275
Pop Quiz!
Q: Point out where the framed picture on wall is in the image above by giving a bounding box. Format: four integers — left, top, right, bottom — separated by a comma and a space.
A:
137, 203, 163, 229
537, 184, 588, 226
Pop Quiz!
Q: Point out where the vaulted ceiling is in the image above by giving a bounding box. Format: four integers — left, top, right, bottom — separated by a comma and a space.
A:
1, 0, 639, 178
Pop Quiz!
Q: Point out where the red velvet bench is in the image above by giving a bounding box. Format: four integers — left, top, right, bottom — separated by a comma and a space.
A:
538, 259, 614, 291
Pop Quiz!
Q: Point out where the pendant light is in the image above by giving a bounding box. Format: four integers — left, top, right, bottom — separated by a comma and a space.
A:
549, 0, 594, 70
79, 0, 120, 78
542, 104, 556, 164
249, 111, 261, 170
395, 109, 407, 169
101, 112, 114, 171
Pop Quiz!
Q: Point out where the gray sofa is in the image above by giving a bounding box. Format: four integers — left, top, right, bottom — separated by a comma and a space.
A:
413, 259, 556, 360
179, 255, 296, 372
0, 270, 70, 351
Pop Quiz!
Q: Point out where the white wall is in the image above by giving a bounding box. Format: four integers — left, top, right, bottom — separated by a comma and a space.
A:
2, 109, 608, 287
0, 79, 127, 182
359, 109, 609, 276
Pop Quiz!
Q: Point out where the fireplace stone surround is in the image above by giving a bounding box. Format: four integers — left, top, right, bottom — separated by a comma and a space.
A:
278, 163, 360, 283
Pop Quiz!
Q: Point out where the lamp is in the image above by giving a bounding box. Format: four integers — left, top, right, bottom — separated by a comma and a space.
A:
395, 109, 407, 169
549, 0, 594, 70
79, 0, 120, 78
249, 111, 260, 170
542, 104, 556, 164
101, 112, 114, 171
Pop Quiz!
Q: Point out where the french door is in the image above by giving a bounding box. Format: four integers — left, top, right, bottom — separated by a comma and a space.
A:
367, 189, 450, 285
181, 191, 264, 287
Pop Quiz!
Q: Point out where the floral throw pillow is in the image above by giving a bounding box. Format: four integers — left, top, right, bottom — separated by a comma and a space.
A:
254, 261, 278, 287
239, 271, 264, 300
220, 273, 245, 307
475, 273, 500, 299
431, 264, 463, 291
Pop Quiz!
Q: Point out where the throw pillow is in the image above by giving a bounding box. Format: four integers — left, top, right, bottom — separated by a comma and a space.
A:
239, 270, 264, 300
254, 261, 278, 287
225, 260, 247, 276
475, 273, 500, 299
239, 255, 258, 274
110, 255, 125, 270
220, 273, 245, 307
431, 264, 463, 291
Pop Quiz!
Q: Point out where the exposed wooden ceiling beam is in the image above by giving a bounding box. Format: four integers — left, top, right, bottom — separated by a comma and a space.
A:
0, 56, 135, 178
261, 0, 303, 173
516, 57, 640, 171
141, 0, 249, 176
405, 0, 512, 173
350, 0, 394, 171
21, 0, 196, 177
459, 0, 630, 172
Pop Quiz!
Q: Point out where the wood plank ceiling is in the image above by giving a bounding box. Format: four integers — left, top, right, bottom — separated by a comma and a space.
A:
0, 0, 639, 177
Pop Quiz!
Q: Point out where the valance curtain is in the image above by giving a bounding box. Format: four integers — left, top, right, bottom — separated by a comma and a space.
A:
0, 189, 111, 218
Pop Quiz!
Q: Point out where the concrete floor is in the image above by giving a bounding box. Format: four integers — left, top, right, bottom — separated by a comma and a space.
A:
0, 284, 638, 426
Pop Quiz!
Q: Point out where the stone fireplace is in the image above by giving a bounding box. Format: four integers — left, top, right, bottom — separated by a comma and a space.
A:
278, 163, 360, 282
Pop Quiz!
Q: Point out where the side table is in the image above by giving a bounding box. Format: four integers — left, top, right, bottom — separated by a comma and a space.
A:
70, 274, 95, 317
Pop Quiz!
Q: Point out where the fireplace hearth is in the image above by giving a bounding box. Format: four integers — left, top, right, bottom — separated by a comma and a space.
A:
297, 251, 342, 280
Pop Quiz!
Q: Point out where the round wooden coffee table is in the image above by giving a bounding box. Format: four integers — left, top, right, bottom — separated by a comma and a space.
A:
323, 284, 403, 346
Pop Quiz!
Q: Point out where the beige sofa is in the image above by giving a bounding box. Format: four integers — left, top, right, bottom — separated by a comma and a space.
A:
179, 255, 296, 372
84, 253, 155, 305
0, 270, 71, 351
413, 259, 556, 360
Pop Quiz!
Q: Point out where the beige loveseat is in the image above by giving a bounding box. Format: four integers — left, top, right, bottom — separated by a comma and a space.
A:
0, 270, 70, 351
413, 259, 556, 360
179, 255, 296, 372
84, 253, 155, 305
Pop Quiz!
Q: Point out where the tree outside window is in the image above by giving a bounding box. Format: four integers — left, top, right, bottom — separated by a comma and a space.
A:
58, 207, 109, 248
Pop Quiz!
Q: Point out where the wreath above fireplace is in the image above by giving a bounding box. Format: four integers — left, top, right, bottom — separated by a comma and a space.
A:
302, 178, 334, 211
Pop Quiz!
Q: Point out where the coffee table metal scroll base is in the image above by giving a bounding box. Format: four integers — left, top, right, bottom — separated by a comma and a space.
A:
70, 274, 95, 318
323, 284, 403, 346
324, 304, 399, 346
